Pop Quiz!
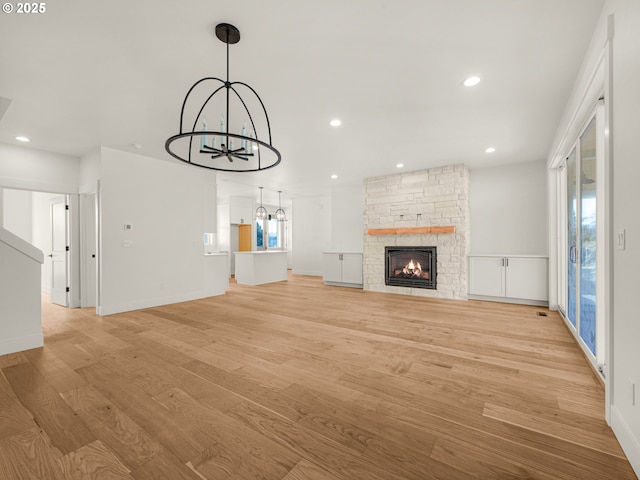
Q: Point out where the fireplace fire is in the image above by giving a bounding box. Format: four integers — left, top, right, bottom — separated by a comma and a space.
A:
385, 246, 436, 289
395, 258, 428, 279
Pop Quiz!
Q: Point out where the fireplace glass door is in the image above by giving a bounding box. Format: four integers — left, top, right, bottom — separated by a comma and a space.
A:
385, 247, 436, 289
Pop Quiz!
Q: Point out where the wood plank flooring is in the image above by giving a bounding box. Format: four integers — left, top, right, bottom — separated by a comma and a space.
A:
0, 274, 636, 479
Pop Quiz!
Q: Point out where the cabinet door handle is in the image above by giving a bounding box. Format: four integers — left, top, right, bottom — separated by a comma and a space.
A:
339, 254, 343, 261
501, 258, 505, 267
505, 258, 509, 267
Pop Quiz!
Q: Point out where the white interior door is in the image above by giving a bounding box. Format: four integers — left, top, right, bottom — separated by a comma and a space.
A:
50, 196, 68, 306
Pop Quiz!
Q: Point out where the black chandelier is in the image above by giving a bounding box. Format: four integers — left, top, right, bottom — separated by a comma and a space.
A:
165, 23, 281, 172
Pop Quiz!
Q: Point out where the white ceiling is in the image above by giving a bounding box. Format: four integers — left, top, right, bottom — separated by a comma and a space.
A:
0, 0, 603, 204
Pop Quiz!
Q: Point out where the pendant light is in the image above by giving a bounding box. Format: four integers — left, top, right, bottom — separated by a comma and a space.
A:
256, 187, 268, 220
274, 190, 286, 221
165, 23, 281, 172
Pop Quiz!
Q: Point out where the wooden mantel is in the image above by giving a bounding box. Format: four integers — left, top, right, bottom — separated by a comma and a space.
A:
367, 226, 455, 235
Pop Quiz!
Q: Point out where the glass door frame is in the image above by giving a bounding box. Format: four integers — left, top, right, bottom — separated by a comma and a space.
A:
557, 104, 605, 375
558, 163, 568, 317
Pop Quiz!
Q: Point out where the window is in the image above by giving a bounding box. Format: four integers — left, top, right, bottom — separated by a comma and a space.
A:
257, 216, 286, 250
256, 220, 265, 248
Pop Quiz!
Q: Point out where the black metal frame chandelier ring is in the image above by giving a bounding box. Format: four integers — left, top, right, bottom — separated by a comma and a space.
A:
165, 23, 281, 172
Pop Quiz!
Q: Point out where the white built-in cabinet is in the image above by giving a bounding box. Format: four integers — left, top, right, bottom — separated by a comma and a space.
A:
468, 255, 548, 304
322, 252, 363, 287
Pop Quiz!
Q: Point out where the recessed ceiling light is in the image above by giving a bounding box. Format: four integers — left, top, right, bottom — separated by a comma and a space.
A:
396, 163, 404, 168
329, 119, 342, 127
331, 174, 338, 179
15, 136, 30, 142
463, 76, 481, 87
485, 147, 496, 153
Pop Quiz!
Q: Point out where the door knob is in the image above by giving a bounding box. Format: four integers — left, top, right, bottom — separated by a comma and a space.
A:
48, 254, 53, 257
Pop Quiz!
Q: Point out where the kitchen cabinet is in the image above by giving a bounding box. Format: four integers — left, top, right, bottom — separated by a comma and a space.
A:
468, 255, 548, 304
323, 253, 363, 287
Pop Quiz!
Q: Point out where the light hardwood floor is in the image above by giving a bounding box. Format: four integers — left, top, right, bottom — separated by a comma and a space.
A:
0, 274, 636, 479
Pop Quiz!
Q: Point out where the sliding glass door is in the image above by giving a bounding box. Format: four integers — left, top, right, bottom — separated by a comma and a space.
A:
579, 117, 597, 354
559, 109, 602, 369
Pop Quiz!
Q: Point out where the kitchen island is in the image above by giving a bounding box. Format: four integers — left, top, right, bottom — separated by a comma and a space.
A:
234, 251, 288, 285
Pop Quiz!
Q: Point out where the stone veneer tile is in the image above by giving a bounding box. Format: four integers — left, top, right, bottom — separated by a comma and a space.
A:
363, 164, 470, 300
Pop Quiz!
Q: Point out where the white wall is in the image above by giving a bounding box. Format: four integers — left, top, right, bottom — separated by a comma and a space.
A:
292, 196, 331, 276
98, 147, 218, 315
2, 188, 32, 242
217, 202, 231, 273
607, 0, 640, 474
79, 148, 101, 194
470, 160, 548, 255
0, 142, 79, 193
330, 183, 364, 253
0, 228, 44, 355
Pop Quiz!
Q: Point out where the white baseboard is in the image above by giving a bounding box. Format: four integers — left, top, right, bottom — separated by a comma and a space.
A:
97, 290, 217, 316
467, 294, 549, 307
0, 332, 44, 356
611, 406, 640, 477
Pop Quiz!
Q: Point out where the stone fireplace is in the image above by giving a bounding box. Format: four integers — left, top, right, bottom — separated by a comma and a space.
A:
364, 165, 470, 300
385, 246, 437, 289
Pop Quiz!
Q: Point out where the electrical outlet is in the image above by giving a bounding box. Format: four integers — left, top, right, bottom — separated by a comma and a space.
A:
160, 283, 166, 290
122, 240, 133, 248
